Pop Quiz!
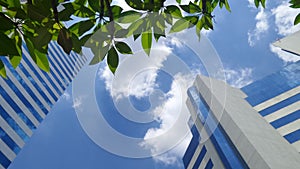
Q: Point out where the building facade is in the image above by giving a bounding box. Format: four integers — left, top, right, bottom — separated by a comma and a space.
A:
183, 62, 300, 168
0, 42, 87, 169
242, 61, 300, 153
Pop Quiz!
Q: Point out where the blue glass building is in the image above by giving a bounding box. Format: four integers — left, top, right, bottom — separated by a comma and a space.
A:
183, 62, 300, 168
242, 61, 300, 153
0, 42, 87, 169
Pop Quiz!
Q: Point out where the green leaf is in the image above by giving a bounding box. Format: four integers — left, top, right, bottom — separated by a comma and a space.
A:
74, 5, 95, 18
9, 33, 22, 68
115, 29, 128, 38
196, 17, 204, 40
117, 11, 141, 23
27, 4, 48, 22
35, 50, 50, 72
88, 0, 100, 12
224, 0, 231, 12
115, 41, 133, 54
31, 27, 52, 53
58, 28, 73, 54
204, 15, 213, 30
7, 0, 20, 8
0, 59, 7, 78
90, 45, 109, 65
261, 0, 266, 8
170, 19, 189, 33
180, 2, 201, 14
254, 0, 259, 8
0, 33, 19, 56
170, 16, 198, 33
59, 3, 75, 21
0, 14, 14, 31
165, 5, 182, 18
141, 31, 152, 56
78, 19, 95, 36
9, 55, 21, 68
111, 5, 123, 18
163, 12, 173, 25
25, 38, 50, 72
290, 0, 300, 8
107, 47, 119, 74
70, 33, 82, 53
127, 19, 144, 37
294, 13, 300, 25
125, 0, 143, 10
176, 0, 181, 4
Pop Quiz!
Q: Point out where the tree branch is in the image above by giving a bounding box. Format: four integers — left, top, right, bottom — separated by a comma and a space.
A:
51, 0, 59, 23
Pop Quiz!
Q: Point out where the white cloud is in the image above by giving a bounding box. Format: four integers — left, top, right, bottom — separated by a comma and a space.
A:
247, 0, 256, 8
99, 44, 172, 100
270, 44, 300, 62
218, 67, 253, 88
271, 1, 300, 36
61, 91, 71, 101
140, 73, 194, 166
269, 1, 300, 62
72, 96, 84, 109
248, 7, 269, 46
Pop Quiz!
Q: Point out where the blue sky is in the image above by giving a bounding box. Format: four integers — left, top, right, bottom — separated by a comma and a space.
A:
8, 0, 300, 169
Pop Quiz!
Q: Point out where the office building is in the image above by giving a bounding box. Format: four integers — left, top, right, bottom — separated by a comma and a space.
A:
273, 30, 300, 56
242, 61, 300, 153
0, 42, 87, 169
183, 61, 300, 168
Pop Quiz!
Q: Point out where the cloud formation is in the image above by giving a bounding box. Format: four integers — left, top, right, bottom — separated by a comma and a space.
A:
140, 73, 193, 166
99, 44, 172, 100
269, 1, 300, 62
271, 1, 300, 36
248, 7, 269, 46
218, 67, 253, 88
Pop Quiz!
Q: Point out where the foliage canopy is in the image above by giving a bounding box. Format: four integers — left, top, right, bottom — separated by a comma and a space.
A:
0, 0, 299, 78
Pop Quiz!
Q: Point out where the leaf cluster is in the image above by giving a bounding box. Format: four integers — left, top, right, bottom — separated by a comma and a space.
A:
0, 0, 296, 77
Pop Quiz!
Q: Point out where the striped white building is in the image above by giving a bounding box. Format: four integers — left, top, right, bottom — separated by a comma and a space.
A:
242, 60, 300, 154
183, 71, 300, 168
0, 42, 88, 168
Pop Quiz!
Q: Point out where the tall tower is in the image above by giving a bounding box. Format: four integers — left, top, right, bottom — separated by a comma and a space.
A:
0, 42, 87, 168
183, 62, 300, 168
242, 61, 300, 153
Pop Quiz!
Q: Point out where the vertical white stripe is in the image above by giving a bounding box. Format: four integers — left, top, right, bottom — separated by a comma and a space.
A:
1, 72, 46, 119
277, 120, 300, 136
0, 78, 39, 127
22, 48, 59, 102
73, 52, 84, 68
0, 95, 33, 137
50, 44, 73, 79
254, 86, 300, 111
0, 116, 25, 148
265, 101, 300, 123
18, 58, 56, 104
0, 139, 16, 161
47, 52, 68, 87
187, 144, 203, 169
48, 47, 71, 84
48, 61, 67, 90
11, 64, 51, 111
198, 153, 210, 169
68, 52, 80, 73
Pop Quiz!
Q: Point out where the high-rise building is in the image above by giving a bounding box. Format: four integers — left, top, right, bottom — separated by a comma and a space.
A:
0, 42, 87, 169
183, 61, 300, 168
273, 30, 300, 56
242, 61, 300, 153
